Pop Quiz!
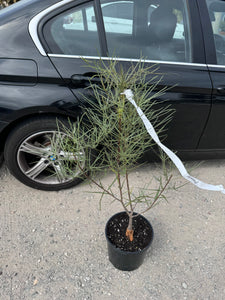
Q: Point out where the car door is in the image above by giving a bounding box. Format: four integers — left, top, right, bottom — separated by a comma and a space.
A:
39, 0, 212, 151
197, 0, 225, 151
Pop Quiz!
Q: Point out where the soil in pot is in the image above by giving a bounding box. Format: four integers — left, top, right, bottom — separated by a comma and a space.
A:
105, 212, 154, 271
106, 212, 153, 252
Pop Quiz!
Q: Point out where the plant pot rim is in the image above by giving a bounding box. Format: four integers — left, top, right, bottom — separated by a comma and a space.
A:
105, 211, 154, 254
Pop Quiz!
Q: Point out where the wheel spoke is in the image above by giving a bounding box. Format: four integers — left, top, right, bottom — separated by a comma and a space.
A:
25, 158, 50, 179
51, 131, 67, 151
59, 150, 84, 162
74, 152, 85, 162
53, 162, 69, 183
19, 141, 49, 157
16, 129, 86, 186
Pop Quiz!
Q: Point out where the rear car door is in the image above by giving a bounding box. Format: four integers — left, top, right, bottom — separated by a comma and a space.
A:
37, 0, 212, 152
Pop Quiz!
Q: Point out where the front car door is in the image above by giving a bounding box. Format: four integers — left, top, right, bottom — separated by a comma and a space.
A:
32, 0, 213, 153
198, 0, 225, 153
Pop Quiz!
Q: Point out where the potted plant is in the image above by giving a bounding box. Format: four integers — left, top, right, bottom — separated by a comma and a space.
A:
53, 59, 174, 271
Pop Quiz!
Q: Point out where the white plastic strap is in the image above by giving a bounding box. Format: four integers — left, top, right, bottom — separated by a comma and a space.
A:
122, 89, 225, 194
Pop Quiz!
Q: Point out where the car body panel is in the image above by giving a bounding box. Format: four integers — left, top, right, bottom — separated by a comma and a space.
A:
43, 0, 212, 151
48, 54, 212, 150
0, 0, 81, 151
0, 58, 37, 85
0, 0, 223, 156
196, 0, 225, 150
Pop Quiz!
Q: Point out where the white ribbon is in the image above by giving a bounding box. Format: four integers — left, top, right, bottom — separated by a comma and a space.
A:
122, 89, 225, 194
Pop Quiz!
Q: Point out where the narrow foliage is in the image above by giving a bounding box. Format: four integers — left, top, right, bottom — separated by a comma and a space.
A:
53, 59, 175, 242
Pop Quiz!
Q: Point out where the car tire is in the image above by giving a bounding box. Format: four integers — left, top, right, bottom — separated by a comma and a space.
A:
0, 152, 4, 167
4, 116, 88, 191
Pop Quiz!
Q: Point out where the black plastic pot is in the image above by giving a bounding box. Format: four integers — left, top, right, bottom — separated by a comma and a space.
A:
105, 212, 154, 271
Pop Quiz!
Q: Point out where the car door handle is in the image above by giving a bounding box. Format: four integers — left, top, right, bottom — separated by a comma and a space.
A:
71, 74, 102, 85
217, 86, 225, 94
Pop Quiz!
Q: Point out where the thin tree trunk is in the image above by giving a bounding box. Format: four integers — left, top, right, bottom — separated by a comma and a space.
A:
126, 213, 134, 241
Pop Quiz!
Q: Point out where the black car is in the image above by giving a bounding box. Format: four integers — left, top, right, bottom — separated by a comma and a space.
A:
0, 0, 225, 191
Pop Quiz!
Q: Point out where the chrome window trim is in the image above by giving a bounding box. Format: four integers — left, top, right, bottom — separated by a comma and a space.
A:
48, 54, 207, 67
29, 0, 207, 69
208, 64, 225, 69
29, 0, 74, 56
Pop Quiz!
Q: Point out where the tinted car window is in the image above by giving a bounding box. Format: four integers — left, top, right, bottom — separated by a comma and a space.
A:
147, 5, 185, 40
102, 1, 133, 19
101, 1, 133, 34
100, 0, 192, 62
43, 2, 101, 56
206, 0, 225, 65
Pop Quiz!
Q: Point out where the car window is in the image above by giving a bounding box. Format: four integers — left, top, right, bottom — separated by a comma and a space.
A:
101, 1, 133, 34
206, 0, 225, 65
43, 2, 101, 56
100, 0, 192, 62
147, 5, 185, 40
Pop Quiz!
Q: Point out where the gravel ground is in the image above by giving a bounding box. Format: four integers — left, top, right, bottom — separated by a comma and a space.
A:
0, 159, 225, 300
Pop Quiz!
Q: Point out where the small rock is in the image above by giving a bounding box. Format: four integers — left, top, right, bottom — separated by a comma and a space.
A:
182, 282, 188, 289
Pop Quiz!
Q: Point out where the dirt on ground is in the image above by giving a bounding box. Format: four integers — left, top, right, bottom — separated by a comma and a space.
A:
0, 159, 225, 300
